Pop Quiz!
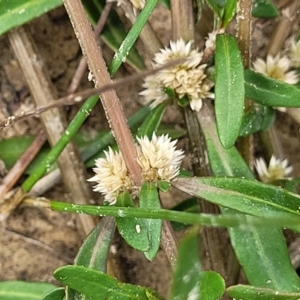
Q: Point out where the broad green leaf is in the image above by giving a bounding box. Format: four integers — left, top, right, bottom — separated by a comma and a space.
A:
199, 271, 225, 300
252, 0, 279, 18
215, 34, 245, 148
116, 192, 150, 252
0, 0, 62, 36
170, 227, 202, 300
245, 69, 300, 107
137, 102, 167, 138
173, 176, 300, 231
227, 284, 300, 300
196, 110, 300, 291
74, 217, 115, 271
0, 281, 56, 300
82, 0, 145, 72
239, 105, 275, 136
41, 287, 65, 300
222, 0, 238, 27
54, 265, 164, 300
140, 182, 162, 260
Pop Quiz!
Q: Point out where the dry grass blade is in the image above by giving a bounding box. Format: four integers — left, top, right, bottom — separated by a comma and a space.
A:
8, 26, 95, 237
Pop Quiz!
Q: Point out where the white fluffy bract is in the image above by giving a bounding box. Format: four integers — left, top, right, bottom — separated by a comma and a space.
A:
140, 38, 214, 112
254, 155, 293, 183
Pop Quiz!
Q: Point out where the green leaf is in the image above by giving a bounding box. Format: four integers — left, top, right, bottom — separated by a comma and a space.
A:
0, 281, 56, 300
199, 271, 225, 300
227, 284, 300, 300
137, 102, 167, 138
205, 0, 226, 18
170, 228, 225, 300
239, 105, 275, 136
108, 0, 158, 75
41, 287, 65, 300
82, 0, 145, 72
54, 265, 164, 300
74, 217, 115, 271
222, 0, 238, 27
67, 217, 115, 299
252, 0, 279, 18
215, 33, 245, 148
196, 112, 300, 291
170, 227, 202, 300
0, 0, 62, 36
245, 69, 300, 107
158, 181, 171, 192
116, 192, 150, 252
173, 177, 300, 231
140, 182, 162, 260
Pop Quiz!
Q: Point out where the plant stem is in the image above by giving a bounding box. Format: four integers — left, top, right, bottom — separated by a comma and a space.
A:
63, 0, 142, 185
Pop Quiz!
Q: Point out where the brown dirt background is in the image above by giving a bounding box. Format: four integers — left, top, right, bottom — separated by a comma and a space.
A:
0, 2, 300, 299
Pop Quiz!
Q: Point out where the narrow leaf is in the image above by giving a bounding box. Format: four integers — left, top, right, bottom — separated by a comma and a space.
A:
245, 69, 300, 107
116, 192, 150, 252
227, 284, 300, 300
0, 281, 56, 300
173, 176, 300, 231
74, 217, 115, 271
137, 103, 167, 138
223, 0, 238, 27
54, 265, 164, 300
140, 182, 162, 260
215, 33, 245, 148
170, 227, 202, 300
205, 0, 226, 18
0, 0, 62, 36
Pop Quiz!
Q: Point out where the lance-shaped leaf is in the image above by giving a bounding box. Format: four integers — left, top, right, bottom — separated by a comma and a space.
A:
54, 265, 164, 300
245, 69, 300, 107
223, 0, 238, 27
215, 34, 245, 148
227, 284, 300, 300
0, 281, 56, 300
140, 182, 162, 260
172, 176, 300, 232
116, 192, 150, 252
0, 0, 62, 36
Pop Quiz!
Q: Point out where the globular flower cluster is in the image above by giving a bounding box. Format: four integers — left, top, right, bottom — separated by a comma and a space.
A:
140, 38, 214, 112
88, 133, 184, 204
254, 155, 293, 184
290, 39, 300, 68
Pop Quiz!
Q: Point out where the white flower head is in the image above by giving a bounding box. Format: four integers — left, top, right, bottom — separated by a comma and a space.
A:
88, 147, 134, 205
255, 155, 293, 183
136, 133, 184, 182
204, 29, 225, 51
253, 54, 299, 84
88, 134, 184, 203
290, 39, 300, 68
140, 38, 214, 112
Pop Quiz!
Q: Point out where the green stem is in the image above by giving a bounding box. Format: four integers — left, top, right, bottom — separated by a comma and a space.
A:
50, 200, 296, 228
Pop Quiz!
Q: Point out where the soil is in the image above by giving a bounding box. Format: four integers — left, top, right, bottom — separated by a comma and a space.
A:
0, 2, 300, 300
